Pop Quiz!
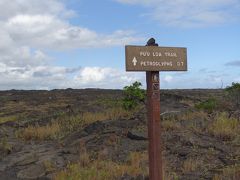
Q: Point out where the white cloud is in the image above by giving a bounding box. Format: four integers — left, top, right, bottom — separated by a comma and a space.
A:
0, 0, 75, 20
116, 0, 240, 27
163, 75, 173, 83
76, 67, 112, 83
0, 0, 141, 57
74, 67, 141, 88
0, 64, 68, 90
0, 0, 142, 90
0, 46, 49, 67
4, 13, 141, 50
0, 65, 142, 90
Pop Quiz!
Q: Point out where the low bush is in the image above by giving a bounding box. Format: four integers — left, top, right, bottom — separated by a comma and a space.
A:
195, 98, 217, 113
122, 81, 145, 110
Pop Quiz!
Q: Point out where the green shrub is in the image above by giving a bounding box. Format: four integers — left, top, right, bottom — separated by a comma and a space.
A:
225, 82, 240, 108
195, 98, 217, 113
122, 81, 145, 110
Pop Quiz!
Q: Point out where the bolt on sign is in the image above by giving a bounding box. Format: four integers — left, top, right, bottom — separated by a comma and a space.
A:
125, 45, 187, 71
125, 38, 187, 180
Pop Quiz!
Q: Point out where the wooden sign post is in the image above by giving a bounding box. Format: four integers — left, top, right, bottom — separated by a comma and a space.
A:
125, 38, 187, 180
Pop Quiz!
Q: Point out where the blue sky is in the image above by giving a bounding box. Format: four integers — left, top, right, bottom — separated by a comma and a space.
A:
0, 0, 239, 90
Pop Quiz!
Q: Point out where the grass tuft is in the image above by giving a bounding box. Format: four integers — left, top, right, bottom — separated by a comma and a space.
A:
212, 164, 240, 180
182, 158, 203, 173
20, 122, 60, 141
208, 112, 239, 140
19, 106, 135, 141
0, 137, 13, 154
0, 115, 19, 124
54, 151, 148, 180
162, 120, 180, 131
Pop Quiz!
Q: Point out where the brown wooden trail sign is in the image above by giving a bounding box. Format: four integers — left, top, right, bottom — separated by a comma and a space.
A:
125, 45, 187, 71
125, 38, 188, 180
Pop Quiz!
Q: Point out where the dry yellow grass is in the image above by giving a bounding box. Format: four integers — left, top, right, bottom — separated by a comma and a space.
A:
0, 137, 13, 153
208, 112, 239, 140
181, 110, 208, 121
20, 106, 135, 141
54, 151, 148, 180
43, 160, 57, 173
106, 107, 135, 120
20, 122, 60, 141
81, 107, 133, 124
212, 164, 240, 180
162, 120, 181, 131
182, 158, 203, 173
61, 107, 136, 133
164, 172, 179, 180
0, 115, 19, 124
179, 99, 195, 107
81, 112, 108, 124
126, 151, 148, 176
162, 158, 179, 180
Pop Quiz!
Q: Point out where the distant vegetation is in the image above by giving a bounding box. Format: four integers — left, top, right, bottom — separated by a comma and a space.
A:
225, 82, 240, 108
194, 82, 240, 113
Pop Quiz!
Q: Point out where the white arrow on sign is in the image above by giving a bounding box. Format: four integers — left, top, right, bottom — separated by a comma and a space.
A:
132, 57, 137, 66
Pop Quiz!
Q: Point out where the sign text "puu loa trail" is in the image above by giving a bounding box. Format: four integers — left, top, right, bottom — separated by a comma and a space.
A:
125, 45, 187, 71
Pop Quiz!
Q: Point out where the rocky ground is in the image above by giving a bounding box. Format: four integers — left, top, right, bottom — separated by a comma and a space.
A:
0, 89, 239, 179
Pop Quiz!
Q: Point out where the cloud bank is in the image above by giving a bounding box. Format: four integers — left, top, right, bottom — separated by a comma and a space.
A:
0, 64, 141, 90
0, 0, 142, 90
